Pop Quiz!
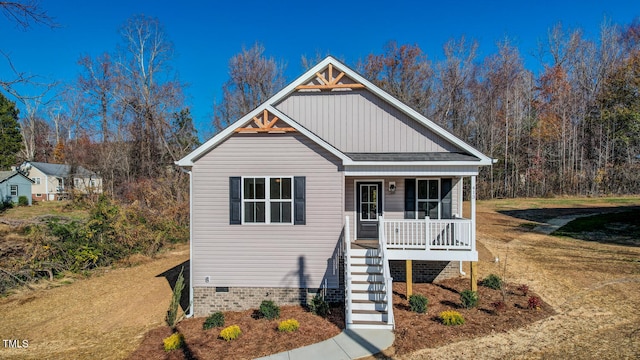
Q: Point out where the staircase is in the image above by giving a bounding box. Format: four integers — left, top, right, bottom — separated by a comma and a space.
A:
346, 242, 394, 330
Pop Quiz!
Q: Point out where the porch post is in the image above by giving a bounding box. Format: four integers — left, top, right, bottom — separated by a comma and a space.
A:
470, 175, 478, 291
406, 260, 413, 297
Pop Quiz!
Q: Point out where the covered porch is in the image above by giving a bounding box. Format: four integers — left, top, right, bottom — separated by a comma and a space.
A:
345, 174, 478, 263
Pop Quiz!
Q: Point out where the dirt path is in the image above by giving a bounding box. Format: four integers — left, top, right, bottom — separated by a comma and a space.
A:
0, 245, 189, 360
403, 201, 640, 359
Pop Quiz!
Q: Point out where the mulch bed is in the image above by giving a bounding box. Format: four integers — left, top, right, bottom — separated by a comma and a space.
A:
391, 277, 554, 355
130, 278, 553, 359
128, 305, 344, 360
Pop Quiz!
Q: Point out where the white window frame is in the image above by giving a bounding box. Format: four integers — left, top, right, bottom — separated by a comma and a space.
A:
32, 177, 41, 185
241, 176, 294, 225
416, 178, 441, 220
10, 185, 18, 196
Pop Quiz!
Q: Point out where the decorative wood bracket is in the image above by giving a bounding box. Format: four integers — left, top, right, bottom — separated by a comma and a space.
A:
295, 63, 365, 91
234, 109, 296, 133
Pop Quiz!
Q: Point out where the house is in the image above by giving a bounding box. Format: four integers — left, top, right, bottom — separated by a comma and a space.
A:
0, 171, 34, 205
176, 57, 493, 329
19, 162, 102, 201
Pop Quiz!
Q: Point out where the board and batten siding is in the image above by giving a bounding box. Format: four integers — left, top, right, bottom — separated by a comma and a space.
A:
276, 89, 462, 153
191, 133, 344, 289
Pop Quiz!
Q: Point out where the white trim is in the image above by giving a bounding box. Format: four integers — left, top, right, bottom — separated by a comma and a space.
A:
240, 176, 294, 225
176, 56, 492, 167
187, 170, 193, 317
353, 179, 385, 240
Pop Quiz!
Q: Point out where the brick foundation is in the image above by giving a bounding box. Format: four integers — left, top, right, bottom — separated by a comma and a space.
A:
389, 260, 461, 283
193, 286, 344, 317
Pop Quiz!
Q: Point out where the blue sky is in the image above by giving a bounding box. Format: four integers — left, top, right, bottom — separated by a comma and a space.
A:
1, 0, 638, 136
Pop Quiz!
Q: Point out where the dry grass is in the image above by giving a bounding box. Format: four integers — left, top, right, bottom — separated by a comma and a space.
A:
403, 197, 640, 359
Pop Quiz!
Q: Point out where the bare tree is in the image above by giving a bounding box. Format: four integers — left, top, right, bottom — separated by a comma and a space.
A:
213, 43, 286, 131
359, 41, 434, 116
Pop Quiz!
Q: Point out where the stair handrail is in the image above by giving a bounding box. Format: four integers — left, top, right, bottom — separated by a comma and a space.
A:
378, 215, 394, 328
344, 216, 352, 327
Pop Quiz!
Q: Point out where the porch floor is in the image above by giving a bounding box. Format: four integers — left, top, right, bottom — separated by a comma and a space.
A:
352, 240, 379, 249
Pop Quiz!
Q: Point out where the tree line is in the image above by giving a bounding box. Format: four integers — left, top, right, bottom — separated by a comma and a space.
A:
1, 7, 639, 202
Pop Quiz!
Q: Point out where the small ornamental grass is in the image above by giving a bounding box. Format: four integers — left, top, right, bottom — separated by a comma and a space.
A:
219, 325, 242, 341
439, 310, 465, 326
481, 274, 503, 290
163, 332, 183, 351
528, 296, 542, 310
259, 300, 280, 320
277, 318, 300, 333
408, 294, 428, 313
203, 311, 225, 330
460, 290, 479, 309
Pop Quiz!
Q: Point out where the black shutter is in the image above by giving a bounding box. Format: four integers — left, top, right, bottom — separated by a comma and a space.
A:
441, 178, 453, 219
294, 176, 306, 225
404, 178, 416, 219
229, 177, 241, 224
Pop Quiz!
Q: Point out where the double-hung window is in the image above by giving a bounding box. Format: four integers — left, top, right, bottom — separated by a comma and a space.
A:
10, 185, 18, 197
417, 179, 440, 219
243, 177, 292, 224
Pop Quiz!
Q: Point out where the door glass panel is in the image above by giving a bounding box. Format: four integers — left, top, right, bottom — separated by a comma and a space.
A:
428, 201, 439, 219
370, 203, 377, 220
361, 204, 369, 220
361, 186, 368, 203
418, 180, 427, 199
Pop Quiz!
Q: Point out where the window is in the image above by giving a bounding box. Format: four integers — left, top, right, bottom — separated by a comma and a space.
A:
243, 177, 292, 224
417, 179, 440, 219
10, 185, 18, 196
32, 177, 41, 185
90, 179, 96, 187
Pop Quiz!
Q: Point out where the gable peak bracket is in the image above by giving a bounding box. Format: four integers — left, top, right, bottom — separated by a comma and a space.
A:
295, 63, 365, 91
234, 109, 296, 133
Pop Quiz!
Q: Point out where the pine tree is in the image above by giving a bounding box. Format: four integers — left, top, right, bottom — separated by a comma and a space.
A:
0, 92, 23, 169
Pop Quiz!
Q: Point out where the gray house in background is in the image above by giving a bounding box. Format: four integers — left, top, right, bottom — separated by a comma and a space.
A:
19, 162, 103, 201
177, 57, 492, 329
0, 171, 34, 205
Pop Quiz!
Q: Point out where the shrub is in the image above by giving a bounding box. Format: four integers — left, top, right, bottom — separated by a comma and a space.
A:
219, 325, 241, 341
518, 284, 530, 296
309, 293, 330, 317
408, 294, 428, 313
203, 312, 225, 330
481, 274, 503, 290
491, 300, 507, 312
163, 332, 183, 351
18, 196, 29, 206
277, 318, 300, 332
439, 310, 465, 325
166, 267, 185, 327
528, 296, 542, 310
460, 290, 479, 309
259, 300, 280, 320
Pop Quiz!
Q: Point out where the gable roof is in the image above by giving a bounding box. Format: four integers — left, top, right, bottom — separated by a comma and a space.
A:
26, 162, 99, 178
177, 56, 493, 167
0, 171, 34, 184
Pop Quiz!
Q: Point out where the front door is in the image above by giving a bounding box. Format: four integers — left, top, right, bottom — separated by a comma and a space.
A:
356, 182, 382, 239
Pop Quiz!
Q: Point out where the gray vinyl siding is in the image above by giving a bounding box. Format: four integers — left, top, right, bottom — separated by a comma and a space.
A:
276, 89, 462, 153
191, 133, 344, 289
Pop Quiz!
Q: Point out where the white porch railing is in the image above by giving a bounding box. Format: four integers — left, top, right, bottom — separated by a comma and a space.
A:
377, 216, 394, 328
381, 216, 473, 251
344, 216, 352, 326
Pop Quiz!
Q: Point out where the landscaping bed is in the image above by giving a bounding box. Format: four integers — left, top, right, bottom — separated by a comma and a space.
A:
131, 276, 552, 359
128, 304, 344, 360
391, 277, 554, 355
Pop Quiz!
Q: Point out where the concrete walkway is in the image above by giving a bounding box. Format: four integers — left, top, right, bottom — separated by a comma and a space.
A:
257, 329, 394, 360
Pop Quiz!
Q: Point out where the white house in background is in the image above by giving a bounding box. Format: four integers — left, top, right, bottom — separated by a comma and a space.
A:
0, 171, 34, 205
176, 56, 492, 329
19, 162, 102, 201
